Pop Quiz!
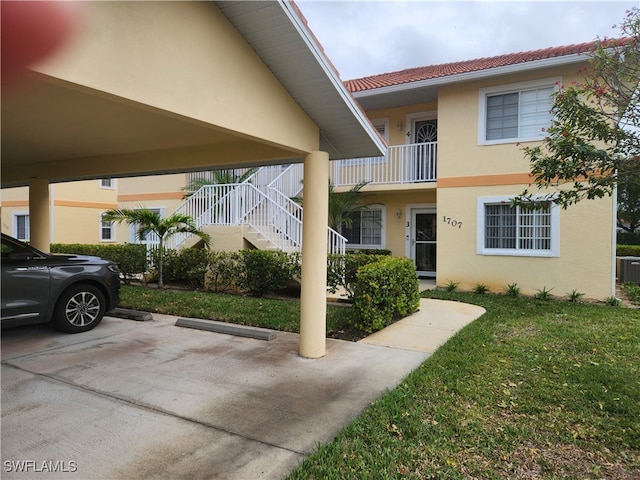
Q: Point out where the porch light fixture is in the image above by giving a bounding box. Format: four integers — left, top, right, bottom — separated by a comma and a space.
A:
396, 210, 402, 219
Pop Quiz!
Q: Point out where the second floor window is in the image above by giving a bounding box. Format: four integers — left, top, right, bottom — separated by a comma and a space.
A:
479, 78, 558, 144
100, 178, 115, 189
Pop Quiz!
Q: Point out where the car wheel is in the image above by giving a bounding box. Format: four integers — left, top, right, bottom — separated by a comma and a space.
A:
53, 284, 106, 333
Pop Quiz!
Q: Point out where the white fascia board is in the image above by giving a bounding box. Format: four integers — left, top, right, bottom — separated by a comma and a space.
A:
278, 1, 387, 156
353, 54, 588, 99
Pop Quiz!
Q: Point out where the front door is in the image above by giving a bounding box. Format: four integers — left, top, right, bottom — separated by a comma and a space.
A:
412, 119, 437, 181
411, 208, 436, 277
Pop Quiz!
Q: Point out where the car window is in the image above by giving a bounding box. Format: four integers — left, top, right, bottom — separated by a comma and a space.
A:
1, 236, 41, 260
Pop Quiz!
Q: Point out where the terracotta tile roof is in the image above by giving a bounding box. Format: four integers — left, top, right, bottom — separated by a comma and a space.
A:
344, 42, 597, 93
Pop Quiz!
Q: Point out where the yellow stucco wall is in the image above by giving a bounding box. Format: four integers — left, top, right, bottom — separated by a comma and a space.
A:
0, 181, 118, 243
355, 61, 614, 299
436, 185, 614, 300
35, 1, 320, 156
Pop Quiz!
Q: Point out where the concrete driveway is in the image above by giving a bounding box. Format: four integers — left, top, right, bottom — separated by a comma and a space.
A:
1, 314, 431, 479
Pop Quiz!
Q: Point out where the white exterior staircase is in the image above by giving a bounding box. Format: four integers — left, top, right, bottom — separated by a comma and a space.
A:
163, 164, 347, 255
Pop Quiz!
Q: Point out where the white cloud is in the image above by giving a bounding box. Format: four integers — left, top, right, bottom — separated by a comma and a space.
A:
297, 0, 638, 79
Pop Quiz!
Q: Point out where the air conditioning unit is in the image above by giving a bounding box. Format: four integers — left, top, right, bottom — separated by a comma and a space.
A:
617, 257, 640, 284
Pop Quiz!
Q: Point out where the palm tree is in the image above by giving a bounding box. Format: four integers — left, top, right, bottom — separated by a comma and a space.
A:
293, 180, 376, 231
102, 207, 211, 289
182, 168, 258, 198
327, 181, 373, 231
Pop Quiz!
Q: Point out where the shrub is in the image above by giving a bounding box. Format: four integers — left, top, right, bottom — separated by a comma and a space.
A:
617, 244, 640, 256
158, 248, 212, 289
352, 257, 420, 333
473, 283, 489, 295
534, 286, 554, 301
328, 253, 387, 298
51, 243, 147, 284
617, 231, 640, 245
444, 280, 459, 293
205, 251, 243, 293
504, 283, 520, 297
237, 249, 300, 296
566, 289, 585, 303
347, 248, 392, 256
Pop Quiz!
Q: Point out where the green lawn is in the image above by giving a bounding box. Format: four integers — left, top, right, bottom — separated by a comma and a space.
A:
119, 285, 639, 478
118, 285, 357, 338
286, 290, 640, 479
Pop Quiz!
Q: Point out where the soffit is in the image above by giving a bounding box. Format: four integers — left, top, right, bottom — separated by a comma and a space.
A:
215, 1, 385, 160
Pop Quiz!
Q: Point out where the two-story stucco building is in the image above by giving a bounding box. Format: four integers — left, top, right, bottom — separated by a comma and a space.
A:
1, 3, 616, 302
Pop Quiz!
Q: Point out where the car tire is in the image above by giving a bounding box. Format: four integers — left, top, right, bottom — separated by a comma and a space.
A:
53, 283, 106, 333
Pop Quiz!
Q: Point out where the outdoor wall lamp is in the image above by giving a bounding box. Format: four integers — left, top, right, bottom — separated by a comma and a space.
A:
396, 210, 402, 219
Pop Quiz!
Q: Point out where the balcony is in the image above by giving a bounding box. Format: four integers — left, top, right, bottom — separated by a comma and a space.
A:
331, 142, 437, 187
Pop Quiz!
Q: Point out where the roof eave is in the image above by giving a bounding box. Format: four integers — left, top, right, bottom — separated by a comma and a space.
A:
352, 53, 588, 99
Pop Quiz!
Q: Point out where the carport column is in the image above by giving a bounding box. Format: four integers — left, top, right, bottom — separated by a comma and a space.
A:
29, 178, 51, 253
299, 150, 329, 358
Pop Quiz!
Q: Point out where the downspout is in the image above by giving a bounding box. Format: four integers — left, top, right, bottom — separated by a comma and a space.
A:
611, 182, 618, 298
50, 183, 55, 241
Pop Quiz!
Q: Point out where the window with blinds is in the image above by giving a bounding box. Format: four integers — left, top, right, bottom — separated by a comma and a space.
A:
479, 78, 558, 144
341, 209, 383, 247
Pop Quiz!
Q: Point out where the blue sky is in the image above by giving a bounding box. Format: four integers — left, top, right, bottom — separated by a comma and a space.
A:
297, 0, 639, 79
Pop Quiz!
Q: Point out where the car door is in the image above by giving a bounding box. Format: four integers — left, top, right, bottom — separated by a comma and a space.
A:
1, 238, 51, 326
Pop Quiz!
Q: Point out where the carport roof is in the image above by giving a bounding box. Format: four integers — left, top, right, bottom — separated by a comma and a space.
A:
1, 1, 385, 188
216, 1, 386, 160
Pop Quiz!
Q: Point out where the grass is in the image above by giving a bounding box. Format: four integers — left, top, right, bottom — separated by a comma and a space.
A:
119, 285, 358, 338
285, 290, 640, 479
119, 284, 640, 478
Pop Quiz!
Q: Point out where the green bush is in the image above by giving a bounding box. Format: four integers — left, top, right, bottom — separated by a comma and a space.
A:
205, 251, 243, 293
51, 243, 147, 284
327, 253, 387, 298
617, 244, 640, 256
352, 257, 420, 333
347, 248, 392, 256
617, 231, 640, 245
237, 249, 300, 296
157, 248, 212, 289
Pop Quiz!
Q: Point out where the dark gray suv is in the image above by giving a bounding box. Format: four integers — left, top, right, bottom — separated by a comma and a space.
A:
1, 234, 120, 333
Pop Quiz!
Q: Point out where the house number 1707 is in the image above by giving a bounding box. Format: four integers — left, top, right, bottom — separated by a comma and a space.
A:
443, 216, 462, 228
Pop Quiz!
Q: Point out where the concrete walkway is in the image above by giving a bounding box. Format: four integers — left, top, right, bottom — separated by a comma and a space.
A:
1, 287, 485, 480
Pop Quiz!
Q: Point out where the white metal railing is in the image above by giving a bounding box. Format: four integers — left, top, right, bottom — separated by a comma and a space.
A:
330, 142, 437, 186
158, 182, 345, 255
242, 164, 290, 189
268, 163, 304, 199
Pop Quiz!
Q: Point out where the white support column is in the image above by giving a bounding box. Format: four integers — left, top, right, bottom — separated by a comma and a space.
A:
299, 151, 329, 358
29, 178, 51, 253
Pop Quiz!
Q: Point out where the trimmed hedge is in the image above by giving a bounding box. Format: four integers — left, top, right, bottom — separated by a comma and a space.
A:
352, 256, 420, 333
237, 250, 301, 296
617, 231, 640, 245
617, 244, 640, 257
50, 243, 146, 284
158, 248, 212, 289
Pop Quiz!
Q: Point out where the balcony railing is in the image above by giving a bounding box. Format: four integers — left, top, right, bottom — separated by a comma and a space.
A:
330, 142, 437, 187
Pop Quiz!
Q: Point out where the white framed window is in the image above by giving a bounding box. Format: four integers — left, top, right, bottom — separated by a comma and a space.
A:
129, 208, 163, 244
13, 213, 30, 241
476, 196, 559, 257
99, 213, 115, 242
478, 77, 560, 145
341, 207, 385, 249
99, 178, 116, 189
